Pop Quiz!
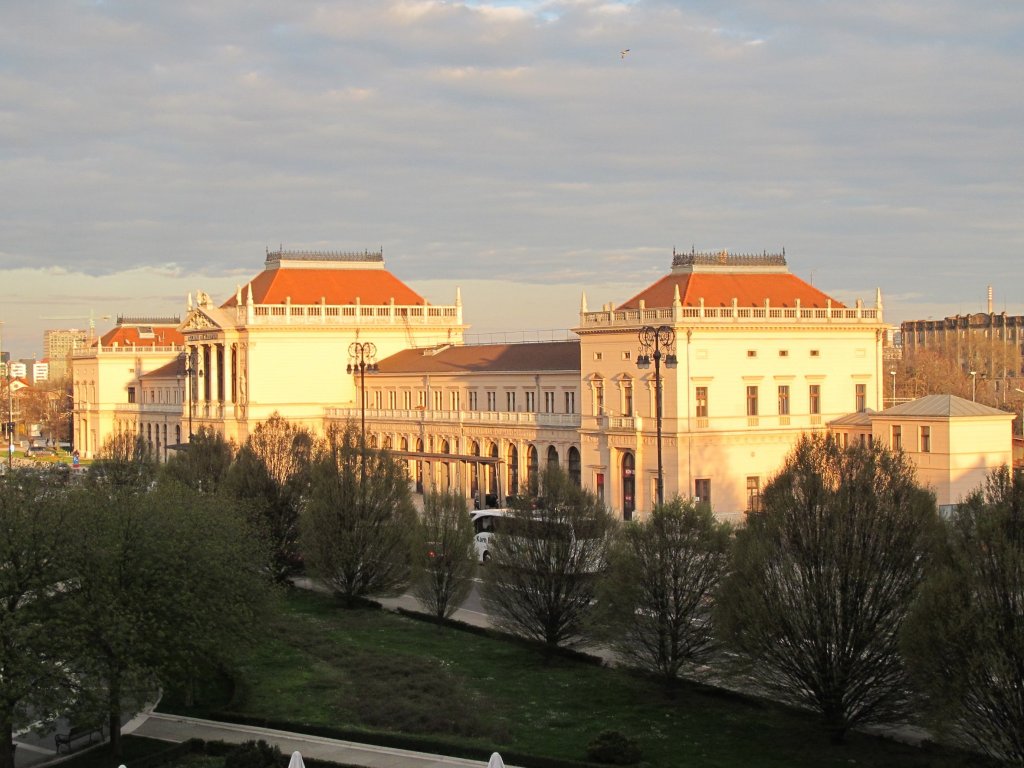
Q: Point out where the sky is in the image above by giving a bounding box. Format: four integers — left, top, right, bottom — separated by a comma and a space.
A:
1, 0, 1022, 359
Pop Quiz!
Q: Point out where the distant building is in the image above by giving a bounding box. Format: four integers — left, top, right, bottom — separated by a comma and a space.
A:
9, 362, 27, 379
44, 328, 89, 379
32, 360, 49, 385
71, 316, 184, 457
901, 286, 1024, 384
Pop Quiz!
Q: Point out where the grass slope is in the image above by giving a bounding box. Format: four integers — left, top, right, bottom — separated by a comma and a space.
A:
165, 589, 991, 768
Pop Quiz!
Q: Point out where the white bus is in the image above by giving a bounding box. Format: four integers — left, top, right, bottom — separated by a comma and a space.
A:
470, 509, 511, 563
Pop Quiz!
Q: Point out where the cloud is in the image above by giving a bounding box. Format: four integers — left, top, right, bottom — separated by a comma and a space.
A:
0, 0, 1022, 358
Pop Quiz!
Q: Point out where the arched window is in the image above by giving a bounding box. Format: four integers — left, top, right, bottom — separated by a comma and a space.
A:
383, 435, 393, 450
547, 445, 559, 471
527, 444, 538, 493
470, 441, 480, 500
488, 442, 499, 497
507, 443, 519, 497
622, 451, 636, 522
415, 438, 424, 494
440, 439, 451, 489
568, 446, 581, 486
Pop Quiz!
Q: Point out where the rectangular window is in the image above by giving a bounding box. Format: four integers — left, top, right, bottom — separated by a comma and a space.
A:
778, 385, 790, 416
525, 391, 536, 412
746, 386, 759, 416
594, 352, 603, 361
433, 391, 443, 411
486, 391, 497, 411
892, 424, 902, 451
506, 391, 517, 411
373, 391, 383, 409
418, 391, 427, 409
403, 391, 412, 409
856, 383, 867, 412
695, 386, 708, 418
449, 391, 460, 411
596, 472, 605, 502
810, 350, 820, 357
694, 478, 711, 506
565, 391, 575, 414
127, 387, 136, 404
809, 384, 821, 415
544, 391, 556, 413
746, 476, 761, 513
747, 350, 757, 358
388, 391, 397, 409
595, 381, 604, 415
920, 425, 931, 453
623, 380, 633, 415
469, 390, 478, 411
779, 350, 789, 357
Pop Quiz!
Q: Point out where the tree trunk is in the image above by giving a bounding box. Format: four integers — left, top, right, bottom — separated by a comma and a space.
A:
107, 669, 122, 758
0, 711, 15, 768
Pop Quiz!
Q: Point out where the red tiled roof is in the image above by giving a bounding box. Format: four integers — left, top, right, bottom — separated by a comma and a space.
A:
98, 325, 184, 347
141, 357, 185, 380
618, 272, 843, 310
222, 268, 426, 307
379, 341, 581, 374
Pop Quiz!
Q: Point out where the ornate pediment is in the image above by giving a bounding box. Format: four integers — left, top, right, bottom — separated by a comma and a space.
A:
181, 309, 219, 332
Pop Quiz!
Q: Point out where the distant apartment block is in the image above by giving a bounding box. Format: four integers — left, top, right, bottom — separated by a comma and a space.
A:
45, 328, 89, 379
901, 287, 1024, 381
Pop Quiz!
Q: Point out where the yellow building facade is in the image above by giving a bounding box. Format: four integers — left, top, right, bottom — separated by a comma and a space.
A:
73, 246, 1014, 520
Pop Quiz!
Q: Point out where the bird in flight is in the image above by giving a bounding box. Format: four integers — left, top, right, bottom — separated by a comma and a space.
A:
620, 49, 630, 59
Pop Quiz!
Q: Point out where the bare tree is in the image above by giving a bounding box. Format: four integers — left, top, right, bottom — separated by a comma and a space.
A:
715, 433, 936, 743
481, 466, 614, 649
602, 497, 731, 685
300, 422, 417, 607
903, 466, 1024, 763
412, 490, 476, 619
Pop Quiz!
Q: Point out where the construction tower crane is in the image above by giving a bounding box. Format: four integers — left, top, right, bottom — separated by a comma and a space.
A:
39, 310, 112, 339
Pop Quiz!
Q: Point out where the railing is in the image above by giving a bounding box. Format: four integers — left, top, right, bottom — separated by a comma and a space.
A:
74, 344, 184, 358
114, 402, 182, 415
580, 302, 880, 329
324, 407, 581, 429
242, 302, 461, 326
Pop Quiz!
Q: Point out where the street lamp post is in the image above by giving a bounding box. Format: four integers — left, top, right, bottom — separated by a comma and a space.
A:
6, 371, 13, 467
347, 342, 379, 476
970, 370, 978, 402
889, 369, 897, 406
636, 325, 678, 509
184, 350, 202, 442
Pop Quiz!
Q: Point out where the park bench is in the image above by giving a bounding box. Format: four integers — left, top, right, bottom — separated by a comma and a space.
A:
54, 722, 104, 753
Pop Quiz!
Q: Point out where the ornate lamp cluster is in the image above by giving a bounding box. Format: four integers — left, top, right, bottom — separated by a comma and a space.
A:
636, 325, 678, 508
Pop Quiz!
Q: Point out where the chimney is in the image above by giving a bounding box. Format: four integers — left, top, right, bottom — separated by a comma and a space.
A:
988, 285, 993, 314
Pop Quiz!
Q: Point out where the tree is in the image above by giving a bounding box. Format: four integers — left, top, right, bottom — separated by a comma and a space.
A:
0, 469, 77, 768
412, 490, 476, 619
902, 466, 1024, 763
224, 413, 314, 580
85, 431, 158, 490
715, 433, 936, 742
601, 497, 731, 685
160, 426, 234, 494
481, 465, 614, 649
300, 422, 417, 607
66, 480, 270, 758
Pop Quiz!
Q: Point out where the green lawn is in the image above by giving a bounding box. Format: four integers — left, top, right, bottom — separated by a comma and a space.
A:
163, 589, 992, 768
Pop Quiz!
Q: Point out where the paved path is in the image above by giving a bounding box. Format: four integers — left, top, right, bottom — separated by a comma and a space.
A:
133, 713, 511, 768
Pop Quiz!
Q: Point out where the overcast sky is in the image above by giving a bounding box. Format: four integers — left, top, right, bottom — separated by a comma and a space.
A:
1, 0, 1022, 359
